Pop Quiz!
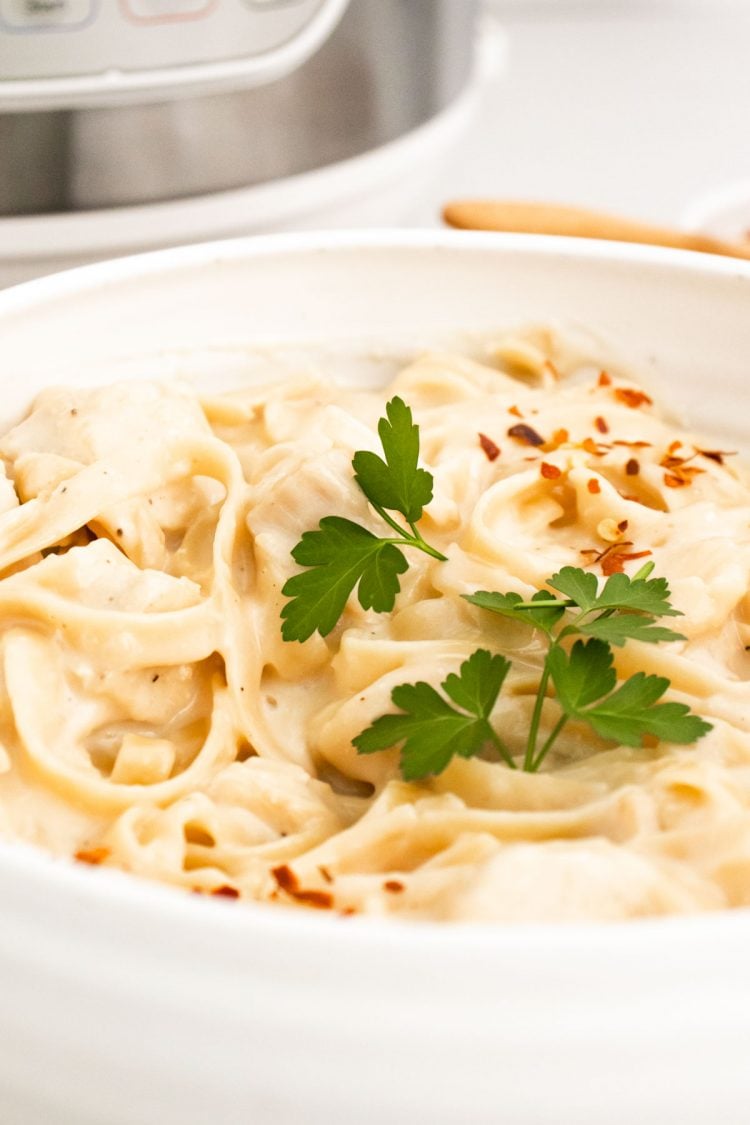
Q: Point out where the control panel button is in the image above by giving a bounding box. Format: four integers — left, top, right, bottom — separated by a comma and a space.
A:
120, 0, 214, 22
0, 0, 95, 29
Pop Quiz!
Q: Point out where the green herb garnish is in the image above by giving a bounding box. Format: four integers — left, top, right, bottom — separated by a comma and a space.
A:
355, 562, 711, 776
353, 649, 514, 779
281, 397, 446, 642
281, 396, 712, 775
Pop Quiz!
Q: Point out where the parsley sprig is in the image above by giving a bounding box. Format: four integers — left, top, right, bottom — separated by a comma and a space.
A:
281, 395, 712, 777
355, 562, 711, 776
281, 397, 446, 642
353, 649, 514, 779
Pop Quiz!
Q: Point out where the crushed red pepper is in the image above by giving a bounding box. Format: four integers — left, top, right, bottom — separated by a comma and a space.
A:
541, 427, 569, 452
658, 443, 706, 488
293, 890, 335, 909
625, 458, 640, 476
598, 371, 612, 387
587, 478, 601, 494
508, 404, 523, 418
540, 462, 562, 480
272, 864, 299, 893
601, 547, 652, 576
698, 448, 736, 465
478, 432, 500, 461
271, 864, 334, 910
580, 540, 652, 576
508, 422, 545, 447
74, 846, 110, 866
383, 880, 405, 894
594, 415, 609, 434
580, 437, 609, 456
612, 439, 652, 449
211, 885, 240, 899
614, 387, 653, 409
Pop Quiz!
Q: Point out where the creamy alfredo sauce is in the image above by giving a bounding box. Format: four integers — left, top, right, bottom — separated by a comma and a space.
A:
0, 333, 748, 922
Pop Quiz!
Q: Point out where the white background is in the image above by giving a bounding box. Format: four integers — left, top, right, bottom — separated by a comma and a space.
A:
423, 0, 750, 228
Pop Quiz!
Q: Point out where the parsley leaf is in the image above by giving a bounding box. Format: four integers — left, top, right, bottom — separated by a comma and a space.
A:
548, 639, 712, 748
547, 637, 616, 710
545, 566, 599, 612
465, 589, 566, 635
353, 649, 513, 779
548, 566, 683, 618
577, 615, 685, 646
280, 518, 408, 641
466, 565, 685, 648
352, 396, 434, 524
282, 398, 446, 642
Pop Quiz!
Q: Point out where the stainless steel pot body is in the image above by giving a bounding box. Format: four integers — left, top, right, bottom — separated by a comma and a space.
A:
0, 0, 477, 215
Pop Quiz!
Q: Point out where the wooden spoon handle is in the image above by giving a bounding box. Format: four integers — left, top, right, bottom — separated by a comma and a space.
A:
443, 200, 750, 262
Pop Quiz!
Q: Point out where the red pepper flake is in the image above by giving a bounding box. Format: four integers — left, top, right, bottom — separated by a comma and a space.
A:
581, 437, 609, 456
612, 439, 652, 448
698, 448, 736, 465
318, 865, 334, 884
508, 422, 545, 447
614, 387, 653, 409
271, 864, 299, 893
211, 885, 240, 899
540, 461, 562, 480
293, 889, 334, 910
625, 458, 640, 476
271, 864, 334, 910
383, 880, 405, 894
340, 907, 358, 917
508, 404, 523, 418
542, 427, 569, 452
74, 846, 110, 866
664, 465, 705, 488
617, 519, 629, 532
580, 540, 652, 576
601, 547, 652, 576
478, 432, 500, 461
587, 478, 601, 494
594, 415, 609, 434
598, 371, 612, 387
642, 734, 660, 749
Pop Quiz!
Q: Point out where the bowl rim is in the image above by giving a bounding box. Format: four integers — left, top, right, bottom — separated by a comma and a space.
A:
2, 226, 749, 953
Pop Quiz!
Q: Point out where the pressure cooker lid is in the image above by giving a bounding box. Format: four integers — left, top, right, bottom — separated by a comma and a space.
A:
0, 0, 350, 110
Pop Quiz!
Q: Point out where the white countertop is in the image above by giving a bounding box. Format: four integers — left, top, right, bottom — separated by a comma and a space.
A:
423, 1, 750, 228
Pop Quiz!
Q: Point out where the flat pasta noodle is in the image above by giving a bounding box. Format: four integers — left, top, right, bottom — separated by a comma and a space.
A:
0, 344, 748, 922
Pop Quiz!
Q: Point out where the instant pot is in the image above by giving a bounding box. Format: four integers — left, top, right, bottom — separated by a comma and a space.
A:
0, 0, 486, 283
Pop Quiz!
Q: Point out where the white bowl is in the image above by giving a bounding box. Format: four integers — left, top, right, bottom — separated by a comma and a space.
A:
2, 231, 750, 1125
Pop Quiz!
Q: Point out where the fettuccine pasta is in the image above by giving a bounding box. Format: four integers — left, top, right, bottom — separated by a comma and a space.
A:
1, 334, 749, 923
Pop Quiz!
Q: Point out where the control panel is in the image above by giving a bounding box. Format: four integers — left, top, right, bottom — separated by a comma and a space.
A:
0, 0, 349, 108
